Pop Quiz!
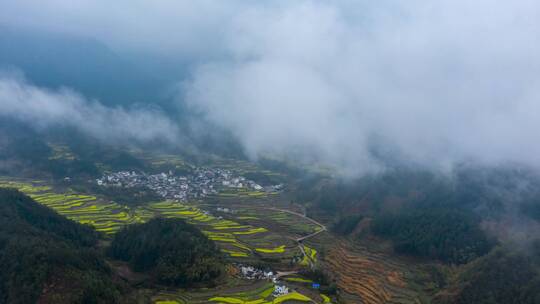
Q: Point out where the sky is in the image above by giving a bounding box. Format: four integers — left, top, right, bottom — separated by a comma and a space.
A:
1, 0, 540, 175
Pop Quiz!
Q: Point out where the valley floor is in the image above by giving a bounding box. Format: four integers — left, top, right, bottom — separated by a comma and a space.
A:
0, 177, 440, 304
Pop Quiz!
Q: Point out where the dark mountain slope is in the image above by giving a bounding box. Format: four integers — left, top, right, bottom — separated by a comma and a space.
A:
0, 26, 166, 106
0, 188, 120, 304
108, 217, 224, 287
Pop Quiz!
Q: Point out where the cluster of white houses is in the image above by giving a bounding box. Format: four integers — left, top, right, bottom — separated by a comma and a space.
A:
238, 265, 290, 297
96, 167, 280, 202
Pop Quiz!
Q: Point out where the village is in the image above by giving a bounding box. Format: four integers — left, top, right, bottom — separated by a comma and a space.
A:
236, 264, 301, 298
95, 167, 282, 202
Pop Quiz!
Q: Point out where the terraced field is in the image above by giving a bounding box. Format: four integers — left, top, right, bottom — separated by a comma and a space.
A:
152, 281, 273, 303
0, 179, 298, 260
235, 208, 319, 239
282, 276, 313, 284
152, 280, 321, 304
0, 178, 336, 304
0, 179, 151, 234
299, 245, 317, 267
145, 201, 263, 258
325, 242, 430, 304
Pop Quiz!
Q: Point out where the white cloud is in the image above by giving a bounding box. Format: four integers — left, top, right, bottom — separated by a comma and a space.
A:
183, 0, 540, 174
2, 1, 540, 175
0, 74, 180, 144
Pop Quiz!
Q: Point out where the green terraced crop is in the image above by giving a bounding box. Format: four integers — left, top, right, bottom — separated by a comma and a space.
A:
209, 297, 247, 304
214, 225, 251, 230
237, 216, 259, 220
208, 237, 237, 243
300, 245, 318, 266
1, 181, 144, 235
272, 292, 312, 303
283, 277, 313, 283
225, 241, 249, 251
255, 245, 286, 254
233, 228, 268, 235
209, 291, 313, 304
2, 180, 290, 260
207, 284, 276, 304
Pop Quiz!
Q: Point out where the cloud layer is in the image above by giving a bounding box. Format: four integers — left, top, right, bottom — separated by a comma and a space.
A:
2, 1, 540, 175
0, 74, 180, 145
183, 1, 540, 174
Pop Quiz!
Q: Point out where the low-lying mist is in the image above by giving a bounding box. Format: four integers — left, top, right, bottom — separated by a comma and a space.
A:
0, 73, 181, 146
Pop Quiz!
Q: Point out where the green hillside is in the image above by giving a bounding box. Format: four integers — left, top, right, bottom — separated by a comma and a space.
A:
0, 188, 120, 304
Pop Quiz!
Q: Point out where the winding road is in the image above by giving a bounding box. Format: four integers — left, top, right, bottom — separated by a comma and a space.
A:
265, 206, 327, 242
199, 203, 327, 303
262, 207, 326, 270
197, 202, 327, 268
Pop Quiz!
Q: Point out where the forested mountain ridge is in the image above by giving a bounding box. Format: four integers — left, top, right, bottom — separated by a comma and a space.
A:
0, 26, 167, 106
0, 188, 121, 304
109, 218, 224, 287
300, 166, 540, 303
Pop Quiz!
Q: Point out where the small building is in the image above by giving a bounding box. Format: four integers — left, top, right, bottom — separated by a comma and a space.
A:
274, 285, 289, 296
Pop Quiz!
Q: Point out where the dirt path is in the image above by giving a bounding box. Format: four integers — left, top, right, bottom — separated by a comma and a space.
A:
196, 203, 327, 241
261, 206, 326, 270
275, 270, 299, 278
259, 206, 327, 241
197, 202, 327, 270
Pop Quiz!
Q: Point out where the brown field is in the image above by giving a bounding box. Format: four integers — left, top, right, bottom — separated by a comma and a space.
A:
325, 240, 433, 304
